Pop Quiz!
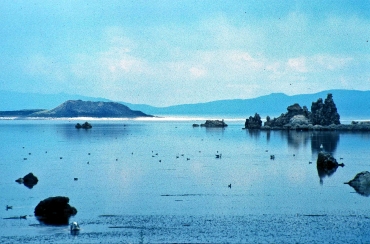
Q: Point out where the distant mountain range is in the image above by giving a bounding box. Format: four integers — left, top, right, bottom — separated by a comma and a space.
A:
121, 89, 370, 120
0, 100, 151, 118
0, 89, 369, 119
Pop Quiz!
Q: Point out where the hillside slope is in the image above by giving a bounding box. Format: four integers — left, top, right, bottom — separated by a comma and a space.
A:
31, 100, 152, 118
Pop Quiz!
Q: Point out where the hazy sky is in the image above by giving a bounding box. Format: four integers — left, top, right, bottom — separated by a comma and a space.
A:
1, 1, 370, 106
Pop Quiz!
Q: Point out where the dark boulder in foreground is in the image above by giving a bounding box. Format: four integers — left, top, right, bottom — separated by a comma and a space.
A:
200, 120, 228, 128
75, 122, 92, 129
317, 152, 344, 169
317, 152, 344, 184
15, 172, 38, 189
345, 171, 370, 197
34, 196, 77, 225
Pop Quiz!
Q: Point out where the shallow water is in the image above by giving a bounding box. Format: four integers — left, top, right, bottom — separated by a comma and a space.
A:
1, 119, 370, 243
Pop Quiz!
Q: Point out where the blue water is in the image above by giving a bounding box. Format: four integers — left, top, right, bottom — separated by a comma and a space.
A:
1, 119, 370, 243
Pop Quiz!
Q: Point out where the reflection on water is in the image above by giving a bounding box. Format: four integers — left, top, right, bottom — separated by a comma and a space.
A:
286, 131, 310, 149
311, 131, 340, 154
316, 160, 343, 185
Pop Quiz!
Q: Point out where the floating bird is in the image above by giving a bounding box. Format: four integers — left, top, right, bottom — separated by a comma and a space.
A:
60, 157, 63, 159
70, 221, 80, 231
187, 158, 190, 161
215, 153, 222, 159
270, 155, 275, 160
6, 205, 12, 211
309, 161, 312, 164
74, 178, 78, 181
228, 184, 232, 188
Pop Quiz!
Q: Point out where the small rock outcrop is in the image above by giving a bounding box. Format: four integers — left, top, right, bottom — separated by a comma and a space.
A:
259, 94, 350, 130
34, 196, 77, 225
15, 173, 38, 189
75, 122, 92, 129
264, 103, 311, 128
345, 171, 370, 196
311, 94, 340, 126
244, 113, 262, 129
200, 120, 227, 127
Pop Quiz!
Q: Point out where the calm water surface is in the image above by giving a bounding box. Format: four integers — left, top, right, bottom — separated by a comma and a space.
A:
1, 119, 370, 243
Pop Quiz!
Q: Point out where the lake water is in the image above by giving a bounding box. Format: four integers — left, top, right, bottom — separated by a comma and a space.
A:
1, 119, 370, 243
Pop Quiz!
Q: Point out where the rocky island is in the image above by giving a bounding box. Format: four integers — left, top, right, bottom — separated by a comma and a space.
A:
244, 94, 370, 131
199, 120, 228, 128
0, 100, 152, 118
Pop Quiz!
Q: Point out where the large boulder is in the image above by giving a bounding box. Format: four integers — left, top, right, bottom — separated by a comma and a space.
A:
200, 120, 227, 128
317, 152, 344, 169
316, 152, 344, 184
34, 196, 77, 225
245, 113, 262, 129
15, 172, 38, 189
289, 115, 310, 126
345, 171, 370, 196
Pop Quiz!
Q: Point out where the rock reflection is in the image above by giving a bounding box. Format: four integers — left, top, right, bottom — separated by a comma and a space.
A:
311, 131, 339, 154
286, 131, 310, 149
57, 124, 133, 141
247, 129, 261, 139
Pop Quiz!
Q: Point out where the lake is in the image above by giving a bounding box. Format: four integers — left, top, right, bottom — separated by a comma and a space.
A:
1, 118, 370, 243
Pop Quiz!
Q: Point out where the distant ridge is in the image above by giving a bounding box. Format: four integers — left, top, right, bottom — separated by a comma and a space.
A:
22, 100, 152, 118
1, 89, 370, 119
121, 89, 370, 119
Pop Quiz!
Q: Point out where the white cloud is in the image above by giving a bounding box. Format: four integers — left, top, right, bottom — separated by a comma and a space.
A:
189, 66, 207, 79
287, 57, 308, 73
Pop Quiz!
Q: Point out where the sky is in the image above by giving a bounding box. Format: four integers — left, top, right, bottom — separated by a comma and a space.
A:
1, 0, 370, 107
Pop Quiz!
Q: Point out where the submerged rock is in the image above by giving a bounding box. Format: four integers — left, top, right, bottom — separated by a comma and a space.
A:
34, 196, 77, 225
200, 120, 227, 128
15, 173, 38, 189
345, 171, 370, 196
